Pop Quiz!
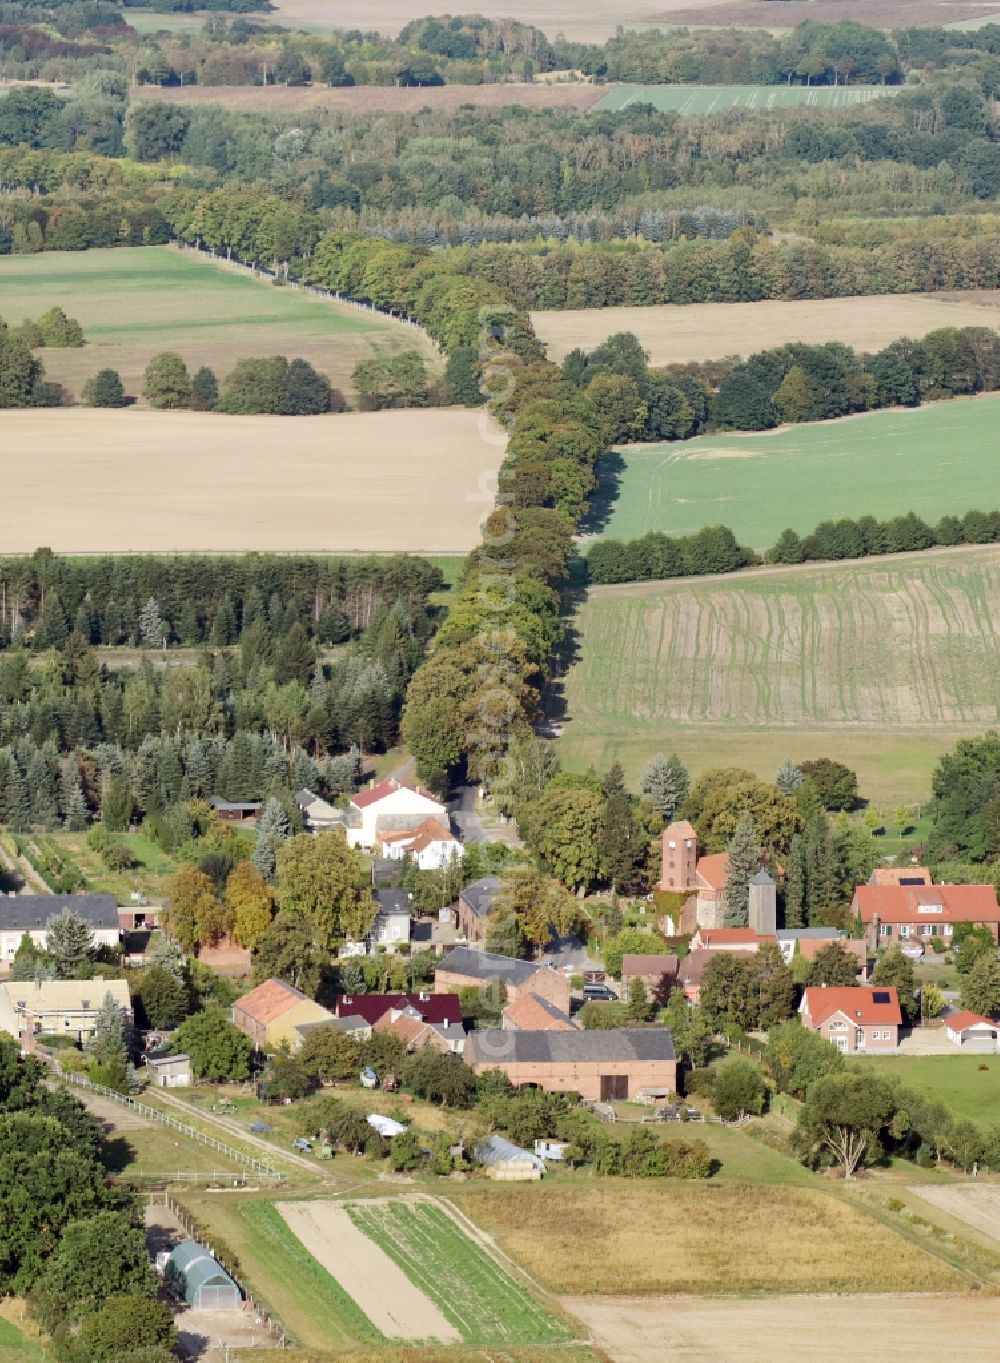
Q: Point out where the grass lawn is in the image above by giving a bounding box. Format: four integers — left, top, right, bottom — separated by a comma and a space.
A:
587, 395, 1000, 551
451, 1182, 962, 1295
347, 1201, 570, 1347
0, 246, 437, 402
0, 1306, 46, 1362
102, 1120, 254, 1182
180, 1194, 384, 1350
595, 84, 900, 114
43, 829, 178, 899
854, 1055, 1000, 1129
558, 546, 1000, 807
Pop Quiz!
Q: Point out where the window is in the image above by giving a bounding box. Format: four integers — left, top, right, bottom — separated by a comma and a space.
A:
927, 926, 937, 937
827, 1020, 847, 1032
899, 925, 910, 940
879, 924, 892, 937
917, 904, 943, 915
855, 1028, 865, 1047
943, 924, 953, 936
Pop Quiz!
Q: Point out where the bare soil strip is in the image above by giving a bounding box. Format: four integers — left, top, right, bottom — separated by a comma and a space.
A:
0, 408, 503, 554
567, 1293, 1000, 1363
276, 1200, 459, 1342
910, 1186, 1000, 1243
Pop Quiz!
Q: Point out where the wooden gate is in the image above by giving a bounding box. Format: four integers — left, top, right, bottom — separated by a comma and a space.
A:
600, 1074, 628, 1101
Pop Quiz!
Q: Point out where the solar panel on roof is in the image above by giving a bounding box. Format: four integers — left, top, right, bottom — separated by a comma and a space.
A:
900, 877, 925, 885
872, 990, 891, 1003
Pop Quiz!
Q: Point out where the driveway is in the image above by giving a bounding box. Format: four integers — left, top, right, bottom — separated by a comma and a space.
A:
450, 785, 521, 846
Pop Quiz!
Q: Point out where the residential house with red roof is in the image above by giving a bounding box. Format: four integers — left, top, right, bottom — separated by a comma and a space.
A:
690, 927, 773, 952
852, 883, 1000, 953
799, 986, 902, 1053
944, 1011, 999, 1052
347, 777, 447, 850
381, 816, 464, 871
334, 992, 463, 1028
232, 978, 334, 1052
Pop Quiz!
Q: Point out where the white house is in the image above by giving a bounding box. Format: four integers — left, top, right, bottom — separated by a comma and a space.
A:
381, 816, 464, 870
0, 977, 132, 1047
944, 1010, 999, 1053
370, 888, 412, 949
347, 777, 447, 850
0, 894, 120, 962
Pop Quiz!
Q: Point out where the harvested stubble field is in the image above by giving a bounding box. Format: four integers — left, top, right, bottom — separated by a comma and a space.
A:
569, 1293, 1000, 1363
0, 246, 436, 403
652, 0, 1000, 28
346, 1199, 571, 1347
0, 407, 502, 554
595, 83, 898, 112
558, 546, 1000, 803
533, 291, 1000, 370
587, 394, 1000, 550
133, 82, 604, 113
911, 1185, 1000, 1244
452, 1184, 961, 1295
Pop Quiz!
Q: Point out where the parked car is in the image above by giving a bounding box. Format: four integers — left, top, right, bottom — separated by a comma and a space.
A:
583, 982, 618, 1002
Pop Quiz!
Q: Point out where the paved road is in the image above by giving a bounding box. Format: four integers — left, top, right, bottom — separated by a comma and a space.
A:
450, 784, 521, 846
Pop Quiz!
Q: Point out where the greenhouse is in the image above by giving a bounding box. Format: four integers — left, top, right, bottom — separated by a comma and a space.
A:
165, 1240, 241, 1311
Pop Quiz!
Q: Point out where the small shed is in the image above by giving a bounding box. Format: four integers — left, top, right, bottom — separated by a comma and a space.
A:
474, 1134, 545, 1181
165, 1241, 241, 1311
944, 1011, 999, 1053
145, 1052, 192, 1088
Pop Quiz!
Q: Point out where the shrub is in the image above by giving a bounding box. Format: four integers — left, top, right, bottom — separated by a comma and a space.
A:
37, 306, 84, 347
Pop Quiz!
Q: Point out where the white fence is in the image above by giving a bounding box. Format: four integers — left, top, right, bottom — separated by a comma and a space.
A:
53, 1066, 283, 1181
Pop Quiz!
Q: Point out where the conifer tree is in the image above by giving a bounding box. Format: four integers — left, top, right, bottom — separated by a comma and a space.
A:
46, 907, 94, 978
639, 752, 690, 820
783, 834, 807, 928
775, 759, 805, 796
721, 816, 761, 928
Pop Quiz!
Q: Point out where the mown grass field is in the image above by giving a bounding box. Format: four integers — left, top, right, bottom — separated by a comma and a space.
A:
558, 546, 1000, 804
0, 246, 436, 402
451, 1184, 962, 1295
0, 1309, 46, 1363
588, 395, 1000, 552
595, 83, 900, 113
855, 1055, 1000, 1129
347, 1201, 570, 1347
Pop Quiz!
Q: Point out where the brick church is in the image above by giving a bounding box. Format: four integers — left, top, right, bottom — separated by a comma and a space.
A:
658, 819, 776, 935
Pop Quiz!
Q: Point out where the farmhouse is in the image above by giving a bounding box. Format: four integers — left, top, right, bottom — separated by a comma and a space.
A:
620, 954, 679, 1002
465, 1027, 677, 1101
852, 883, 1000, 952
334, 993, 463, 1028
0, 893, 120, 961
453, 875, 506, 944
231, 978, 333, 1052
373, 1005, 465, 1054
944, 1011, 999, 1052
502, 992, 578, 1031
436, 947, 571, 1014
0, 977, 132, 1047
799, 986, 902, 1054
793, 935, 868, 979
347, 777, 447, 850
381, 817, 464, 871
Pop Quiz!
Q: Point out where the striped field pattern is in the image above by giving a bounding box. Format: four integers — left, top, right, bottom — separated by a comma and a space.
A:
594, 84, 900, 114
566, 548, 1000, 730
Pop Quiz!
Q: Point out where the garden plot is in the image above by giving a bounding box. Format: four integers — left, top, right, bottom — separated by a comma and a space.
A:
276, 1199, 458, 1342
346, 1198, 571, 1347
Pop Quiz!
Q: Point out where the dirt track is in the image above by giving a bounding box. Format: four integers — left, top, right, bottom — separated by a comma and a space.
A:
568, 1293, 1000, 1362
0, 408, 503, 554
532, 291, 1000, 368
276, 1200, 459, 1342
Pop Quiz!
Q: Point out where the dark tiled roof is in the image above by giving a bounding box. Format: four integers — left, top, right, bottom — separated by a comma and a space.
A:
375, 888, 411, 918
0, 894, 118, 931
458, 876, 506, 919
438, 946, 540, 987
469, 1027, 675, 1065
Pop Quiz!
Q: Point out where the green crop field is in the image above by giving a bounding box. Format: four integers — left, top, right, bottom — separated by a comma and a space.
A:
854, 1055, 1000, 1128
588, 396, 1000, 553
0, 246, 436, 402
558, 545, 1000, 805
594, 84, 900, 114
347, 1201, 570, 1347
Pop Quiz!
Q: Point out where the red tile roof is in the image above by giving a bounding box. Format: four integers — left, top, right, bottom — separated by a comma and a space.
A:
696, 853, 729, 893
407, 817, 460, 853
853, 884, 1000, 924
664, 820, 697, 840
352, 777, 442, 810
697, 928, 768, 947
234, 978, 309, 1026
945, 1010, 996, 1032
871, 867, 931, 886
796, 937, 867, 966
502, 992, 577, 1031
621, 953, 680, 978
803, 986, 902, 1028
335, 993, 463, 1026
